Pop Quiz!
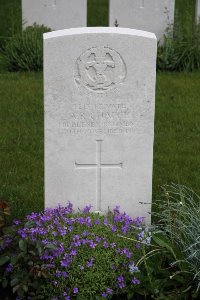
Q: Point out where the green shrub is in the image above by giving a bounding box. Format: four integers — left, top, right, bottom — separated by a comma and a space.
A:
0, 203, 146, 299
157, 23, 200, 72
1, 24, 51, 72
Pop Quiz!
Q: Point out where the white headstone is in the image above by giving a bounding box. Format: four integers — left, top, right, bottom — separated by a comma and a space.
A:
22, 0, 87, 30
109, 0, 175, 43
44, 27, 157, 223
196, 0, 200, 23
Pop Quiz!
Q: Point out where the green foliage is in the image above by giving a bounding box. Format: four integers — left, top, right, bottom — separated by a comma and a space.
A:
122, 228, 195, 299
157, 23, 200, 72
157, 0, 200, 73
151, 184, 200, 297
1, 24, 51, 71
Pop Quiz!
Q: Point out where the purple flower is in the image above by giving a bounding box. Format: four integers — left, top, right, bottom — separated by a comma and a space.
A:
82, 205, 92, 213
138, 231, 145, 241
42, 239, 49, 245
113, 205, 120, 214
63, 295, 70, 300
104, 218, 109, 226
55, 270, 68, 278
77, 217, 85, 225
103, 241, 109, 249
68, 226, 74, 232
131, 278, 140, 285
61, 255, 71, 268
110, 242, 116, 248
82, 230, 88, 236
5, 263, 13, 273
122, 225, 129, 235
106, 288, 113, 295
94, 219, 101, 225
135, 242, 141, 249
13, 220, 21, 225
118, 275, 125, 288
70, 249, 77, 256
95, 236, 102, 243
119, 282, 125, 289
86, 257, 94, 268
110, 225, 117, 232
18, 228, 27, 238
129, 262, 139, 273
88, 240, 97, 249
73, 287, 79, 294
85, 217, 92, 227
58, 228, 67, 236
133, 217, 145, 226
102, 292, 107, 297
3, 237, 12, 248
122, 248, 132, 259
118, 275, 124, 283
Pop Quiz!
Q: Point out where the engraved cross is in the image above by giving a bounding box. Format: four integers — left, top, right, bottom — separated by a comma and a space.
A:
75, 140, 123, 212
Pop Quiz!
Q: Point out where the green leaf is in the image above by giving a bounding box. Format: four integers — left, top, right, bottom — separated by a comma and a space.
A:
22, 284, 28, 292
152, 233, 178, 260
36, 241, 43, 256
2, 278, 8, 288
127, 291, 134, 299
0, 255, 10, 266
19, 239, 27, 252
10, 277, 20, 287
13, 284, 21, 293
2, 225, 14, 234
45, 243, 57, 250
24, 221, 35, 228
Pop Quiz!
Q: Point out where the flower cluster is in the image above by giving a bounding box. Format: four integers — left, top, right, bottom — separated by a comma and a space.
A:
137, 227, 152, 246
1, 203, 145, 299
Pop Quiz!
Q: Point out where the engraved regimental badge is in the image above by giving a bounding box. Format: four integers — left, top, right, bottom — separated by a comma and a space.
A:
74, 46, 126, 92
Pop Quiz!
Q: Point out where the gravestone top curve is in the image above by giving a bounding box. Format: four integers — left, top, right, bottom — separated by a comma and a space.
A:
44, 27, 157, 40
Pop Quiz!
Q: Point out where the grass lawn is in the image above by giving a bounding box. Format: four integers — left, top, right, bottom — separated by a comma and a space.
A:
0, 72, 200, 219
0, 73, 43, 218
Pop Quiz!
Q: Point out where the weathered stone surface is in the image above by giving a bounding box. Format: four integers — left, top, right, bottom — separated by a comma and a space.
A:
44, 27, 157, 223
22, 0, 87, 30
109, 0, 175, 43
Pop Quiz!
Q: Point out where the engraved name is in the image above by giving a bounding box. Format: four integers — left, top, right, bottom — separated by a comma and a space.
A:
59, 102, 135, 135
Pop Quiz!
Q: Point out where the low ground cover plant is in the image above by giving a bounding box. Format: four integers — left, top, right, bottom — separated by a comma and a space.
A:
0, 203, 146, 299
157, 22, 200, 72
1, 186, 200, 299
